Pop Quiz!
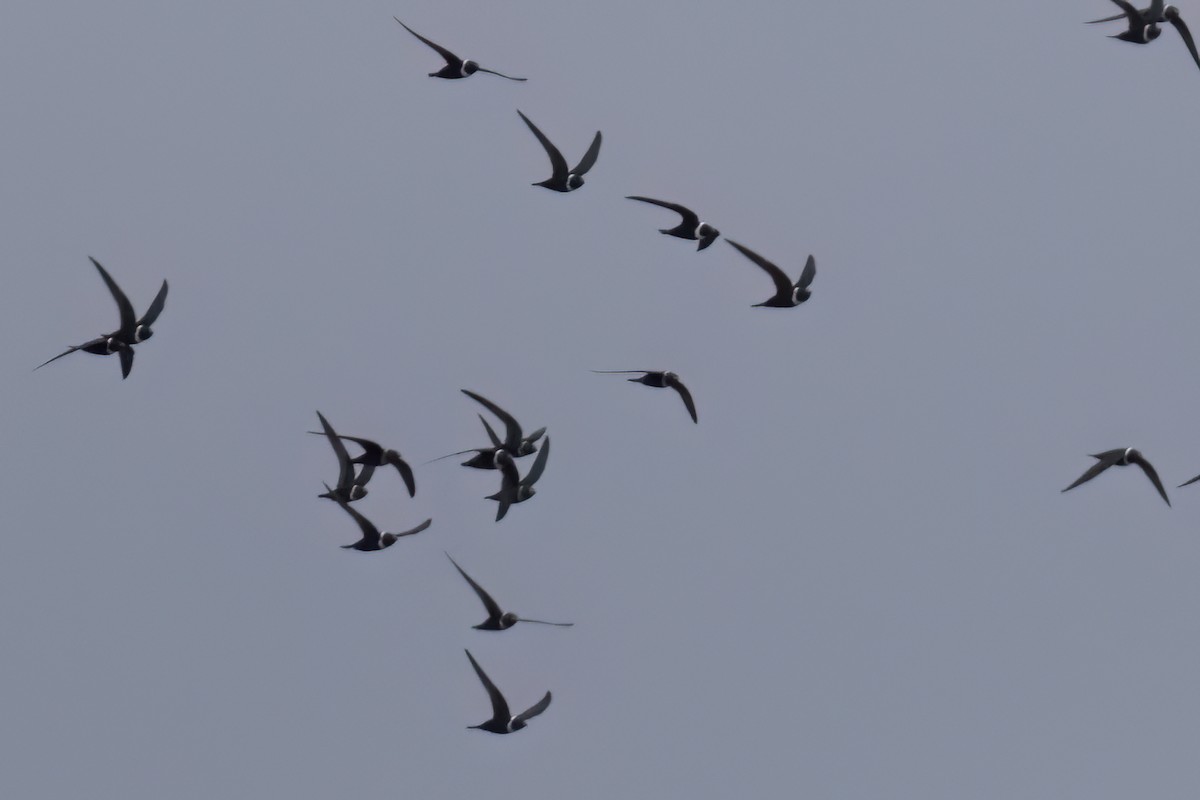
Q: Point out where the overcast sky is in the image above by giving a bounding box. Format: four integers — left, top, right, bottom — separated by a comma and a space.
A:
4, 1, 1200, 798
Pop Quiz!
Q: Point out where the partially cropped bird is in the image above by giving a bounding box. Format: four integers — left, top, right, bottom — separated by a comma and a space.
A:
393, 16, 526, 81
726, 239, 816, 308
625, 196, 720, 251
445, 553, 573, 630
464, 649, 551, 734
324, 483, 431, 551
36, 257, 168, 379
592, 370, 698, 424
1091, 0, 1200, 71
517, 110, 601, 192
1061, 447, 1171, 506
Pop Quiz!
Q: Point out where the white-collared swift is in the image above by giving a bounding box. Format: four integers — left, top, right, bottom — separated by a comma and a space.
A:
517, 110, 601, 192
393, 17, 526, 81
592, 370, 698, 424
36, 257, 168, 379
324, 483, 431, 551
1091, 1, 1200, 71
625, 196, 720, 251
445, 553, 573, 630
1062, 447, 1171, 506
726, 239, 816, 308
464, 649, 552, 734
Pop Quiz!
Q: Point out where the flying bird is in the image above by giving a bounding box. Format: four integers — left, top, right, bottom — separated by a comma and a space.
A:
1061, 447, 1171, 506
592, 370, 698, 424
488, 436, 551, 521
464, 649, 552, 734
461, 389, 544, 459
36, 257, 168, 379
445, 553, 573, 630
1092, 1, 1200, 71
393, 16, 526, 81
625, 196, 720, 251
314, 412, 368, 503
517, 110, 601, 193
324, 483, 431, 551
306, 432, 415, 497
726, 239, 816, 308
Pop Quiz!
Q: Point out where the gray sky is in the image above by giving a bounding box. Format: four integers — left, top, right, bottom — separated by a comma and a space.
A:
4, 1, 1200, 797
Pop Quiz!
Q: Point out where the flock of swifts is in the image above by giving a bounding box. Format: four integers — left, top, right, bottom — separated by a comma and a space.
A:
31, 3, 1200, 734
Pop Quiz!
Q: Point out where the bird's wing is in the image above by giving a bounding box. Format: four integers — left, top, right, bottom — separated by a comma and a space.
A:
726, 239, 793, 298
326, 483, 381, 547
522, 435, 551, 487
1130, 453, 1171, 506
118, 345, 134, 379
462, 389, 524, 450
138, 280, 168, 327
479, 414, 504, 448
1061, 449, 1125, 493
572, 130, 602, 176
386, 452, 417, 497
797, 255, 817, 290
625, 196, 699, 229
1168, 9, 1200, 72
316, 411, 355, 489
34, 338, 104, 371
475, 66, 527, 81
392, 518, 432, 538
446, 553, 504, 620
90, 257, 137, 339
465, 649, 510, 721
517, 110, 568, 182
393, 16, 460, 67
514, 691, 552, 723
665, 375, 698, 423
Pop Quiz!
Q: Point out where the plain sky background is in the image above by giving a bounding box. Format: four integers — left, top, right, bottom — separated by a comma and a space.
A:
3, 1, 1200, 797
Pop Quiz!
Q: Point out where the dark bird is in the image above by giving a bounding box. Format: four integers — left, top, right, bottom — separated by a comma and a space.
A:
625, 196, 719, 251
1180, 472, 1200, 488
324, 483, 431, 551
462, 389, 544, 457
305, 432, 415, 497
592, 370, 697, 424
393, 16, 526, 81
1101, 0, 1165, 41
1094, 1, 1200, 70
488, 436, 551, 521
36, 257, 168, 379
465, 649, 551, 734
517, 109, 601, 193
1062, 447, 1171, 506
726, 239, 816, 308
314, 411, 368, 502
446, 553, 573, 630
